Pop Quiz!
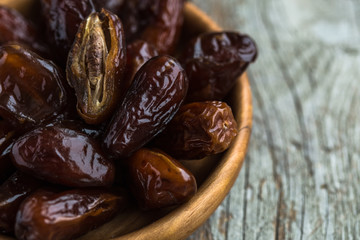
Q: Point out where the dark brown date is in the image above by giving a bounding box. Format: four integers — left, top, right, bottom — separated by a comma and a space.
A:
41, 0, 95, 65
0, 153, 15, 184
47, 120, 104, 140
0, 6, 48, 56
139, 0, 185, 54
182, 31, 257, 101
117, 0, 153, 42
103, 55, 188, 158
67, 8, 126, 124
0, 120, 17, 182
0, 119, 17, 154
15, 189, 126, 240
124, 40, 158, 90
0, 171, 42, 233
93, 0, 125, 15
0, 45, 68, 128
128, 148, 197, 210
155, 101, 238, 159
11, 125, 115, 187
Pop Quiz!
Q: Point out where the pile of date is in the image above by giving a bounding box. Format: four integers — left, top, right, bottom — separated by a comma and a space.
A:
0, 0, 257, 239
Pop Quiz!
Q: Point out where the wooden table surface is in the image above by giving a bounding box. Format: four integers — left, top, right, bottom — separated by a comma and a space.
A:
188, 0, 360, 239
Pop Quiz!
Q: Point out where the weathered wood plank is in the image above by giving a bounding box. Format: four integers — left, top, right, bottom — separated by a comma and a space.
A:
188, 0, 360, 239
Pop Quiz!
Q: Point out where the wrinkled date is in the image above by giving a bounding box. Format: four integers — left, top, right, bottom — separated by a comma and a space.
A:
103, 55, 188, 158
124, 40, 158, 91
0, 171, 42, 233
128, 148, 197, 210
11, 125, 115, 187
140, 0, 185, 54
67, 8, 126, 124
0, 45, 67, 128
118, 0, 184, 54
15, 189, 126, 240
182, 31, 257, 101
155, 101, 238, 159
0, 6, 48, 56
41, 0, 96, 65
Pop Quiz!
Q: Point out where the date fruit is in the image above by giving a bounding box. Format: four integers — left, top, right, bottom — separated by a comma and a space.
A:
0, 6, 48, 56
0, 171, 42, 233
15, 189, 126, 240
0, 45, 68, 128
155, 101, 238, 159
124, 40, 158, 90
182, 31, 257, 101
67, 8, 126, 124
103, 55, 188, 158
139, 0, 185, 54
0, 153, 15, 184
11, 125, 115, 187
41, 0, 96, 65
128, 148, 197, 210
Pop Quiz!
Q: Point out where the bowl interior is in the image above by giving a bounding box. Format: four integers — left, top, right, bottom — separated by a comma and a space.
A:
0, 2, 252, 240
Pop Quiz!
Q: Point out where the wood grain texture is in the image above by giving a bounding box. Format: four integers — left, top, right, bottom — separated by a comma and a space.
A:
188, 0, 360, 239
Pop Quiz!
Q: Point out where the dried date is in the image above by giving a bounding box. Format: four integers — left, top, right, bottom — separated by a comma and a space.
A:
41, 0, 96, 65
0, 171, 42, 233
123, 40, 158, 90
181, 31, 257, 101
15, 189, 126, 240
103, 55, 188, 158
11, 125, 115, 187
155, 101, 238, 159
128, 148, 197, 210
67, 8, 126, 124
0, 45, 68, 128
140, 0, 184, 54
0, 6, 48, 56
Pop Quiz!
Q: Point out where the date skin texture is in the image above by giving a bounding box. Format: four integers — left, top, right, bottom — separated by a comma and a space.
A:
0, 45, 67, 128
0, 172, 42, 234
118, 0, 184, 54
155, 101, 238, 159
103, 55, 188, 159
182, 31, 257, 101
124, 40, 158, 92
15, 189, 126, 240
41, 0, 96, 65
11, 125, 115, 187
67, 8, 126, 124
139, 0, 184, 54
128, 148, 197, 210
0, 6, 48, 56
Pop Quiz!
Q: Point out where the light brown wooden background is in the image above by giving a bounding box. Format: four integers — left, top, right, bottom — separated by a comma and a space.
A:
188, 0, 360, 239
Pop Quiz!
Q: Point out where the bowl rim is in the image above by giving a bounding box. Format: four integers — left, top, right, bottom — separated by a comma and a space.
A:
113, 3, 253, 240
0, 2, 252, 240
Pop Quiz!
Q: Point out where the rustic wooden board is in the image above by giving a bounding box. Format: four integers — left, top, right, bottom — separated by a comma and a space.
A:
188, 0, 360, 239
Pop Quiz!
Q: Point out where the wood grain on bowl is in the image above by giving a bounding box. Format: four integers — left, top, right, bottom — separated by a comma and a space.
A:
0, 1, 252, 240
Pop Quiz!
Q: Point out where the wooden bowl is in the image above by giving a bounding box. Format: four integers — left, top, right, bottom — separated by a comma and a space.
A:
0, 1, 252, 240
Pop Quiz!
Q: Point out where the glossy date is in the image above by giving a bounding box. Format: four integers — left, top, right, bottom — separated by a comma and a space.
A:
11, 125, 115, 187
0, 6, 48, 56
0, 45, 68, 128
155, 101, 238, 159
182, 31, 257, 101
41, 0, 95, 65
124, 40, 158, 91
139, 0, 185, 54
15, 189, 126, 240
0, 171, 42, 233
67, 8, 126, 124
103, 55, 188, 158
128, 148, 197, 210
